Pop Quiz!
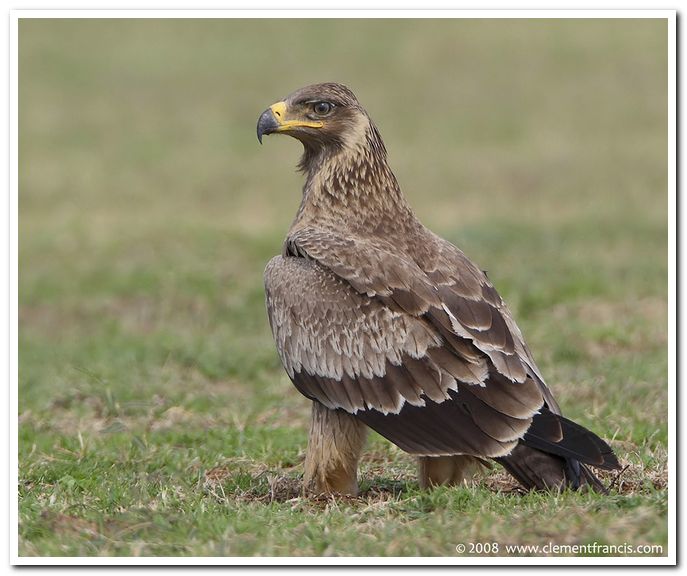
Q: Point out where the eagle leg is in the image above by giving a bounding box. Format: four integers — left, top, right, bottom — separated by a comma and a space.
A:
303, 402, 368, 496
418, 455, 483, 489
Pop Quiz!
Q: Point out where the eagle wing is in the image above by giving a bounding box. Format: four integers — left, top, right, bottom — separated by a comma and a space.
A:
265, 226, 552, 459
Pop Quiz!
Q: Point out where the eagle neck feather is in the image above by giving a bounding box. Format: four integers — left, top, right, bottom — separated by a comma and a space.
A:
293, 118, 415, 234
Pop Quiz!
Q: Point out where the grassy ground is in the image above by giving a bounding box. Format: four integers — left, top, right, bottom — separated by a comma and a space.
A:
18, 18, 668, 557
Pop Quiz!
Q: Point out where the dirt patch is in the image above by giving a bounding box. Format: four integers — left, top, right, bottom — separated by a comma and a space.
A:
213, 452, 666, 507
40, 511, 100, 537
608, 458, 668, 494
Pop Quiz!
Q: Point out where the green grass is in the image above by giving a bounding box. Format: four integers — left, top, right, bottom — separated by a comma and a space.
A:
18, 18, 668, 557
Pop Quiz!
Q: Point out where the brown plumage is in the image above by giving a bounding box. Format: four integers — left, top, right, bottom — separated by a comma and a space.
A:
257, 82, 620, 495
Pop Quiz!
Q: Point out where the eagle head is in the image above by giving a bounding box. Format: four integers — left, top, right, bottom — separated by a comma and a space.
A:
256, 83, 368, 151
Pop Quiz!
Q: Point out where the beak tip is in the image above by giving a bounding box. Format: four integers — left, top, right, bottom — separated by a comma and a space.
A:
257, 108, 279, 146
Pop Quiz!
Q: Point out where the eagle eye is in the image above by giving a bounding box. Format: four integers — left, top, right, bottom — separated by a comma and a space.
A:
313, 101, 333, 115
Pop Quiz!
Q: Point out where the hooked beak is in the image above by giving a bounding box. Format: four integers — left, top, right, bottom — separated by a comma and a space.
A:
257, 108, 279, 144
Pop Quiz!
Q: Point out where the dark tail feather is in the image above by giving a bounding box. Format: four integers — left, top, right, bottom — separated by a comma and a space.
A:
496, 444, 608, 492
497, 443, 569, 491
523, 408, 620, 471
496, 408, 621, 493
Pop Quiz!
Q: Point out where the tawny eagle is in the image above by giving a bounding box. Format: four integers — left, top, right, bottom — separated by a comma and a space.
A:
257, 83, 620, 495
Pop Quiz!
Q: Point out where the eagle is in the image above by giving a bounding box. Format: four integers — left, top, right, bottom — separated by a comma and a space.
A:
257, 82, 620, 496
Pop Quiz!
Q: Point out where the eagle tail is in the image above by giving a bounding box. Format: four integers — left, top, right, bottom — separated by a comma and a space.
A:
496, 409, 620, 493
496, 444, 607, 492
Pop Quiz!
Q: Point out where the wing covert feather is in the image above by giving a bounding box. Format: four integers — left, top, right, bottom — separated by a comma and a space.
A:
264, 253, 546, 458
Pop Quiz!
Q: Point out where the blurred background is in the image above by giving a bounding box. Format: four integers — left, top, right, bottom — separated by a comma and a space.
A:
19, 18, 668, 556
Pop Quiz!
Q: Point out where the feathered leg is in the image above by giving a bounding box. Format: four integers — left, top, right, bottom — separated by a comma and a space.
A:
418, 455, 482, 488
303, 402, 368, 495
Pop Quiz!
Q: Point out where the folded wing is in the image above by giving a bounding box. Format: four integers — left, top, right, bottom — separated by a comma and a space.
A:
264, 244, 545, 459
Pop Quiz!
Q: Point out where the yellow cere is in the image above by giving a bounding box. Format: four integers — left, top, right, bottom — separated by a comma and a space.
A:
270, 101, 323, 130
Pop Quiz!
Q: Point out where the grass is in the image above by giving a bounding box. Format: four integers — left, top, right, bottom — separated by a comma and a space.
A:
18, 18, 669, 557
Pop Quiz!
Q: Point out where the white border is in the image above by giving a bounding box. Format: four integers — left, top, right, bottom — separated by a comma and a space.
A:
9, 9, 676, 567
666, 8, 677, 569
8, 8, 680, 18
8, 8, 19, 570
